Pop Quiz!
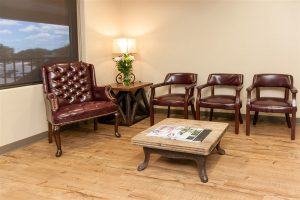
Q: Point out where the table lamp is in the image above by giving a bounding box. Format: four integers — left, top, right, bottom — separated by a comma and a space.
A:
112, 38, 137, 85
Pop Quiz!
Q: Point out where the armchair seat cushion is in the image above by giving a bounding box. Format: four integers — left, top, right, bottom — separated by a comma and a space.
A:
53, 101, 117, 124
249, 97, 293, 113
199, 95, 241, 109
152, 93, 194, 107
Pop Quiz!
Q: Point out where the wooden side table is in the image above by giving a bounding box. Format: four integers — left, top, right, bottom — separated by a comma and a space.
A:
110, 82, 152, 126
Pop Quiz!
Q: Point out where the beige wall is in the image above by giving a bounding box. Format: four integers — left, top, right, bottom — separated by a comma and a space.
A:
0, 85, 47, 147
79, 0, 122, 85
121, 0, 300, 116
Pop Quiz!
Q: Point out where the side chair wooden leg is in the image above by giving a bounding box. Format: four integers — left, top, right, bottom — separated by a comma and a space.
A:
191, 102, 196, 119
196, 103, 200, 120
53, 125, 62, 157
184, 105, 189, 119
246, 108, 251, 136
209, 109, 213, 121
150, 103, 154, 126
291, 111, 296, 140
253, 112, 259, 125
239, 109, 243, 124
235, 108, 239, 134
48, 122, 53, 143
93, 118, 98, 131
114, 112, 121, 137
167, 106, 171, 118
285, 113, 291, 128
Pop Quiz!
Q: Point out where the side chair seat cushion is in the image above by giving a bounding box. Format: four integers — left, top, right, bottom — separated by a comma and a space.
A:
199, 95, 241, 109
249, 97, 293, 113
152, 93, 194, 107
53, 101, 117, 124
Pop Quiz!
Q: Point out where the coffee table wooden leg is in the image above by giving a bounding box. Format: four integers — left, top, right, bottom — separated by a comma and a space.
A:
216, 142, 225, 155
137, 147, 150, 171
195, 156, 208, 183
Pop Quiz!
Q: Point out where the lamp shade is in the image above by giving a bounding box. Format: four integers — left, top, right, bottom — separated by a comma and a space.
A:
113, 38, 136, 54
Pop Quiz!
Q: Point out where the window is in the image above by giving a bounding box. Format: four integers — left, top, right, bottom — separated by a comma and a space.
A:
0, 0, 78, 89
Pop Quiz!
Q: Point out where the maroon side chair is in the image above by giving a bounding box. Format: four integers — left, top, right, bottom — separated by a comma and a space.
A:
196, 74, 243, 134
246, 74, 297, 140
42, 61, 120, 157
150, 73, 197, 125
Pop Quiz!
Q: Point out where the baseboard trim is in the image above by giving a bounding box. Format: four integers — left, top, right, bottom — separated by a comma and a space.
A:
0, 131, 48, 155
154, 108, 300, 123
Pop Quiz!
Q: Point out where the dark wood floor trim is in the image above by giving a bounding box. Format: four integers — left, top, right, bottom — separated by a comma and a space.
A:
0, 132, 47, 155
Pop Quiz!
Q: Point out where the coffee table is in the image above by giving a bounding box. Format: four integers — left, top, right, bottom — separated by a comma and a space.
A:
131, 118, 229, 183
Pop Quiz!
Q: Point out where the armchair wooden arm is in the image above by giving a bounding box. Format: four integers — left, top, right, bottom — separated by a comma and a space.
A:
45, 93, 59, 112
196, 84, 210, 101
93, 85, 117, 103
150, 82, 167, 100
235, 85, 243, 104
246, 85, 255, 104
290, 86, 298, 108
291, 86, 298, 94
185, 83, 197, 91
150, 82, 167, 89
197, 83, 210, 91
185, 83, 197, 100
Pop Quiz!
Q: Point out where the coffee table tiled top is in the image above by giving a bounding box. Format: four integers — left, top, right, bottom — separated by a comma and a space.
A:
132, 118, 229, 155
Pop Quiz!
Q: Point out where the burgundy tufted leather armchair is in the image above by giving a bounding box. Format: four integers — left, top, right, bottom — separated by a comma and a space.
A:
196, 74, 243, 134
42, 61, 120, 157
150, 73, 197, 125
246, 74, 297, 140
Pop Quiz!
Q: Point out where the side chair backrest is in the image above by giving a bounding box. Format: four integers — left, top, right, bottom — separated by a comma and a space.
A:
252, 74, 293, 88
42, 61, 96, 106
164, 73, 197, 85
207, 73, 243, 86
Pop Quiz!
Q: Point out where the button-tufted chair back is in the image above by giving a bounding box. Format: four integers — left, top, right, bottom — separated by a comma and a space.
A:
42, 61, 95, 106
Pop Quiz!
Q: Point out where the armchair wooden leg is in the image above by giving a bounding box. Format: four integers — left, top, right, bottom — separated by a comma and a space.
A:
150, 103, 154, 126
246, 108, 251, 136
285, 113, 291, 128
291, 111, 296, 140
167, 106, 171, 118
209, 109, 213, 121
93, 118, 98, 131
235, 108, 239, 134
190, 102, 196, 119
239, 109, 243, 124
53, 125, 62, 157
196, 102, 200, 120
114, 112, 121, 137
253, 112, 259, 125
48, 122, 53, 143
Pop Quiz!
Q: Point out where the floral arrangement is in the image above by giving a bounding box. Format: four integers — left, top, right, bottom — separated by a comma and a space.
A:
113, 53, 135, 86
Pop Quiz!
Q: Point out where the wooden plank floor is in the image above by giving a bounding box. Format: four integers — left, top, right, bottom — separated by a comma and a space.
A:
0, 113, 300, 200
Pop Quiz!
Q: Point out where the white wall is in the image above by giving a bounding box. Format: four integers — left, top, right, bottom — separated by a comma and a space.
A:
0, 85, 47, 147
121, 0, 300, 116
